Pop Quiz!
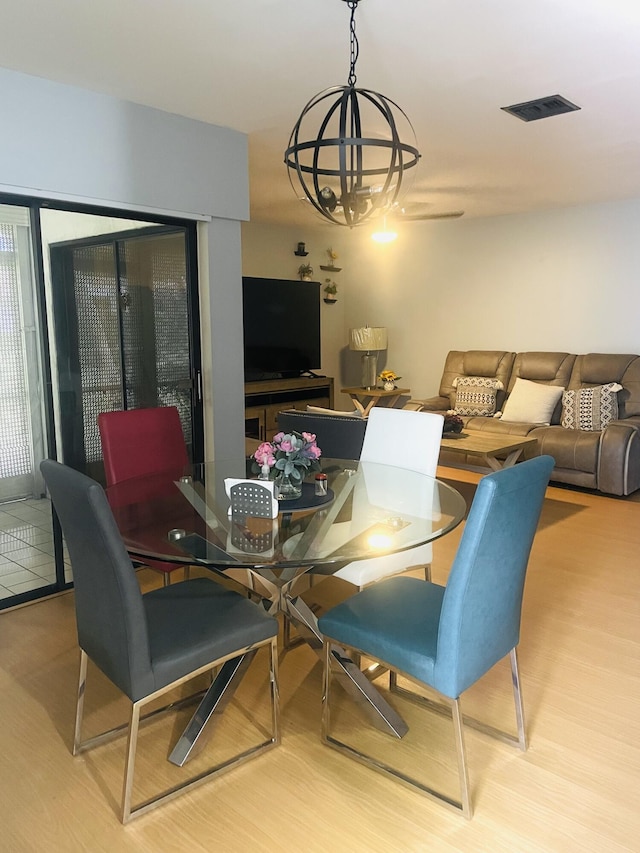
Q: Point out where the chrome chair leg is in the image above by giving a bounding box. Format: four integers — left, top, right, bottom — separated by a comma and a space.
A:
121, 699, 141, 823
270, 637, 281, 745
323, 642, 534, 819
322, 638, 472, 816
510, 647, 527, 750
72, 638, 279, 823
72, 650, 88, 756
282, 614, 293, 649
451, 698, 472, 818
321, 639, 332, 743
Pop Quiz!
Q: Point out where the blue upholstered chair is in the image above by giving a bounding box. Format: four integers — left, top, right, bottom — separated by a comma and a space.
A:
318, 455, 554, 818
41, 460, 280, 823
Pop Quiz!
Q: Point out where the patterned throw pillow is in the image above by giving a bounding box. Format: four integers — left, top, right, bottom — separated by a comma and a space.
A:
561, 383, 623, 431
453, 376, 503, 417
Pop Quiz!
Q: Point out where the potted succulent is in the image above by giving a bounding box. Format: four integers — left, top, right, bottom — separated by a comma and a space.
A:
323, 279, 338, 303
298, 263, 313, 281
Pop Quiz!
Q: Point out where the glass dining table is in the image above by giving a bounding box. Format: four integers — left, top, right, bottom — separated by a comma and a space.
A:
106, 457, 466, 763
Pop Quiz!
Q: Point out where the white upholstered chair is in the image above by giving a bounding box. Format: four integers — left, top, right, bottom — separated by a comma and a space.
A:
333, 408, 444, 588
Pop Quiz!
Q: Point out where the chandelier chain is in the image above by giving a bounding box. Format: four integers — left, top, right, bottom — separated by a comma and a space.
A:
347, 1, 359, 87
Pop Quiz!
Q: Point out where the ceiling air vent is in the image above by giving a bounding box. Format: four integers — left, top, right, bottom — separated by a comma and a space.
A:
501, 94, 581, 122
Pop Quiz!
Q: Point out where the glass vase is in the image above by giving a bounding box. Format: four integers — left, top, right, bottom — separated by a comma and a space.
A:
274, 470, 302, 501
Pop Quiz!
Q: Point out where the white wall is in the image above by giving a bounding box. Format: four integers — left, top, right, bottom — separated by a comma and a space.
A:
243, 197, 640, 404
0, 68, 248, 221
0, 67, 249, 460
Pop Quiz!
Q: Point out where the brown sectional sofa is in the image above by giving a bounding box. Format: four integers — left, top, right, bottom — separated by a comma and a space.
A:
417, 350, 640, 495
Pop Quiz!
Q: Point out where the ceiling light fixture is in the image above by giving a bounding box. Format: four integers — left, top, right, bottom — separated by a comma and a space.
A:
284, 0, 421, 228
371, 216, 398, 243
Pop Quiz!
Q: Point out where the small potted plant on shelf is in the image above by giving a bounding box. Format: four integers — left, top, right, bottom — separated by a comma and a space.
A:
378, 369, 401, 391
323, 279, 338, 303
298, 263, 313, 281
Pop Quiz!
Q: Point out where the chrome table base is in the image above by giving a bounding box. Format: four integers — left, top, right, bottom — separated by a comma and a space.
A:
169, 651, 258, 766
169, 565, 410, 763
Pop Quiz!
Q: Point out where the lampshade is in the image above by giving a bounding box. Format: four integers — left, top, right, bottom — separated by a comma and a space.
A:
350, 326, 388, 389
349, 327, 388, 352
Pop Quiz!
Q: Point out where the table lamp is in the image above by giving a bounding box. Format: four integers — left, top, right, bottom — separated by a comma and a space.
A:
349, 326, 388, 390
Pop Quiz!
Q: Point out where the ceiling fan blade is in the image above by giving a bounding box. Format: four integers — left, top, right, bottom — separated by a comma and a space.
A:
393, 209, 465, 221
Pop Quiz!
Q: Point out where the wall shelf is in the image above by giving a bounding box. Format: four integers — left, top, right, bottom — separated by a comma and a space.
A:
320, 265, 341, 272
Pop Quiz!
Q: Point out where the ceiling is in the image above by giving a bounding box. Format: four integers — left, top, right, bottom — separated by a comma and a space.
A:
3, 0, 640, 227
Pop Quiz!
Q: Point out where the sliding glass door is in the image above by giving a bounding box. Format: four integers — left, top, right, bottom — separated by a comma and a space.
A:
48, 224, 202, 481
0, 203, 55, 606
0, 198, 202, 610
0, 205, 47, 502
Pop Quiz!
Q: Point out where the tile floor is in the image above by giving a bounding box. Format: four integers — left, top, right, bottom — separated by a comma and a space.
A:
0, 498, 72, 601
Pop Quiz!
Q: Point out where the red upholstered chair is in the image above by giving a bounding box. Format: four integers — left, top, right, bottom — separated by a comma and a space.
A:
98, 406, 190, 586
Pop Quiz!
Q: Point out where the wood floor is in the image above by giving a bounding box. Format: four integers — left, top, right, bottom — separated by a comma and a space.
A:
1, 466, 639, 852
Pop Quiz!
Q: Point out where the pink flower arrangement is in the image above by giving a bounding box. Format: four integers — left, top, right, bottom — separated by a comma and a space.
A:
253, 430, 322, 482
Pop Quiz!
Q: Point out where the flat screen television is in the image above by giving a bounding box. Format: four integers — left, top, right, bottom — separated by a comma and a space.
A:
242, 277, 321, 380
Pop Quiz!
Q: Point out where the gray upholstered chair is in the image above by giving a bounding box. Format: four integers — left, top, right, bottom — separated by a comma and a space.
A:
276, 408, 368, 461
318, 455, 554, 818
41, 459, 279, 823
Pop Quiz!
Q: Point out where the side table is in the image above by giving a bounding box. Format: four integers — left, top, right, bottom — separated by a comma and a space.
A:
341, 386, 411, 417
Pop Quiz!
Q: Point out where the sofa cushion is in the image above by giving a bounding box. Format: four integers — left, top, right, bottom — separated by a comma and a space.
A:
569, 353, 640, 418
439, 350, 515, 410
508, 352, 576, 423
501, 378, 565, 425
452, 376, 503, 417
560, 383, 623, 431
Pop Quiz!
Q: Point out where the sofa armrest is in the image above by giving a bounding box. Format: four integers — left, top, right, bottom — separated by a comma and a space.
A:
411, 395, 450, 412
598, 420, 640, 495
613, 415, 640, 431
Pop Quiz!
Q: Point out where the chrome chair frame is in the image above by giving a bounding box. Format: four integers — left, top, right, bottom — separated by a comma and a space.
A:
322, 639, 525, 819
74, 636, 279, 823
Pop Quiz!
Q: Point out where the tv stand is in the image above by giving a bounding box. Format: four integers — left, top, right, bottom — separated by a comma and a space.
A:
244, 376, 334, 441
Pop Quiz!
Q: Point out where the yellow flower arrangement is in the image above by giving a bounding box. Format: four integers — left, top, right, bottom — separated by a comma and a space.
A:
378, 369, 401, 384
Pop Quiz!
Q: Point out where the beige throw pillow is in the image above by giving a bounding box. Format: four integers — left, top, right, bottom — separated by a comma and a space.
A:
452, 376, 503, 417
501, 378, 564, 425
561, 383, 622, 431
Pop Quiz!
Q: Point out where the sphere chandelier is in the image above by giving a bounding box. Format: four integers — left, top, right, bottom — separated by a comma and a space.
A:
284, 0, 421, 228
